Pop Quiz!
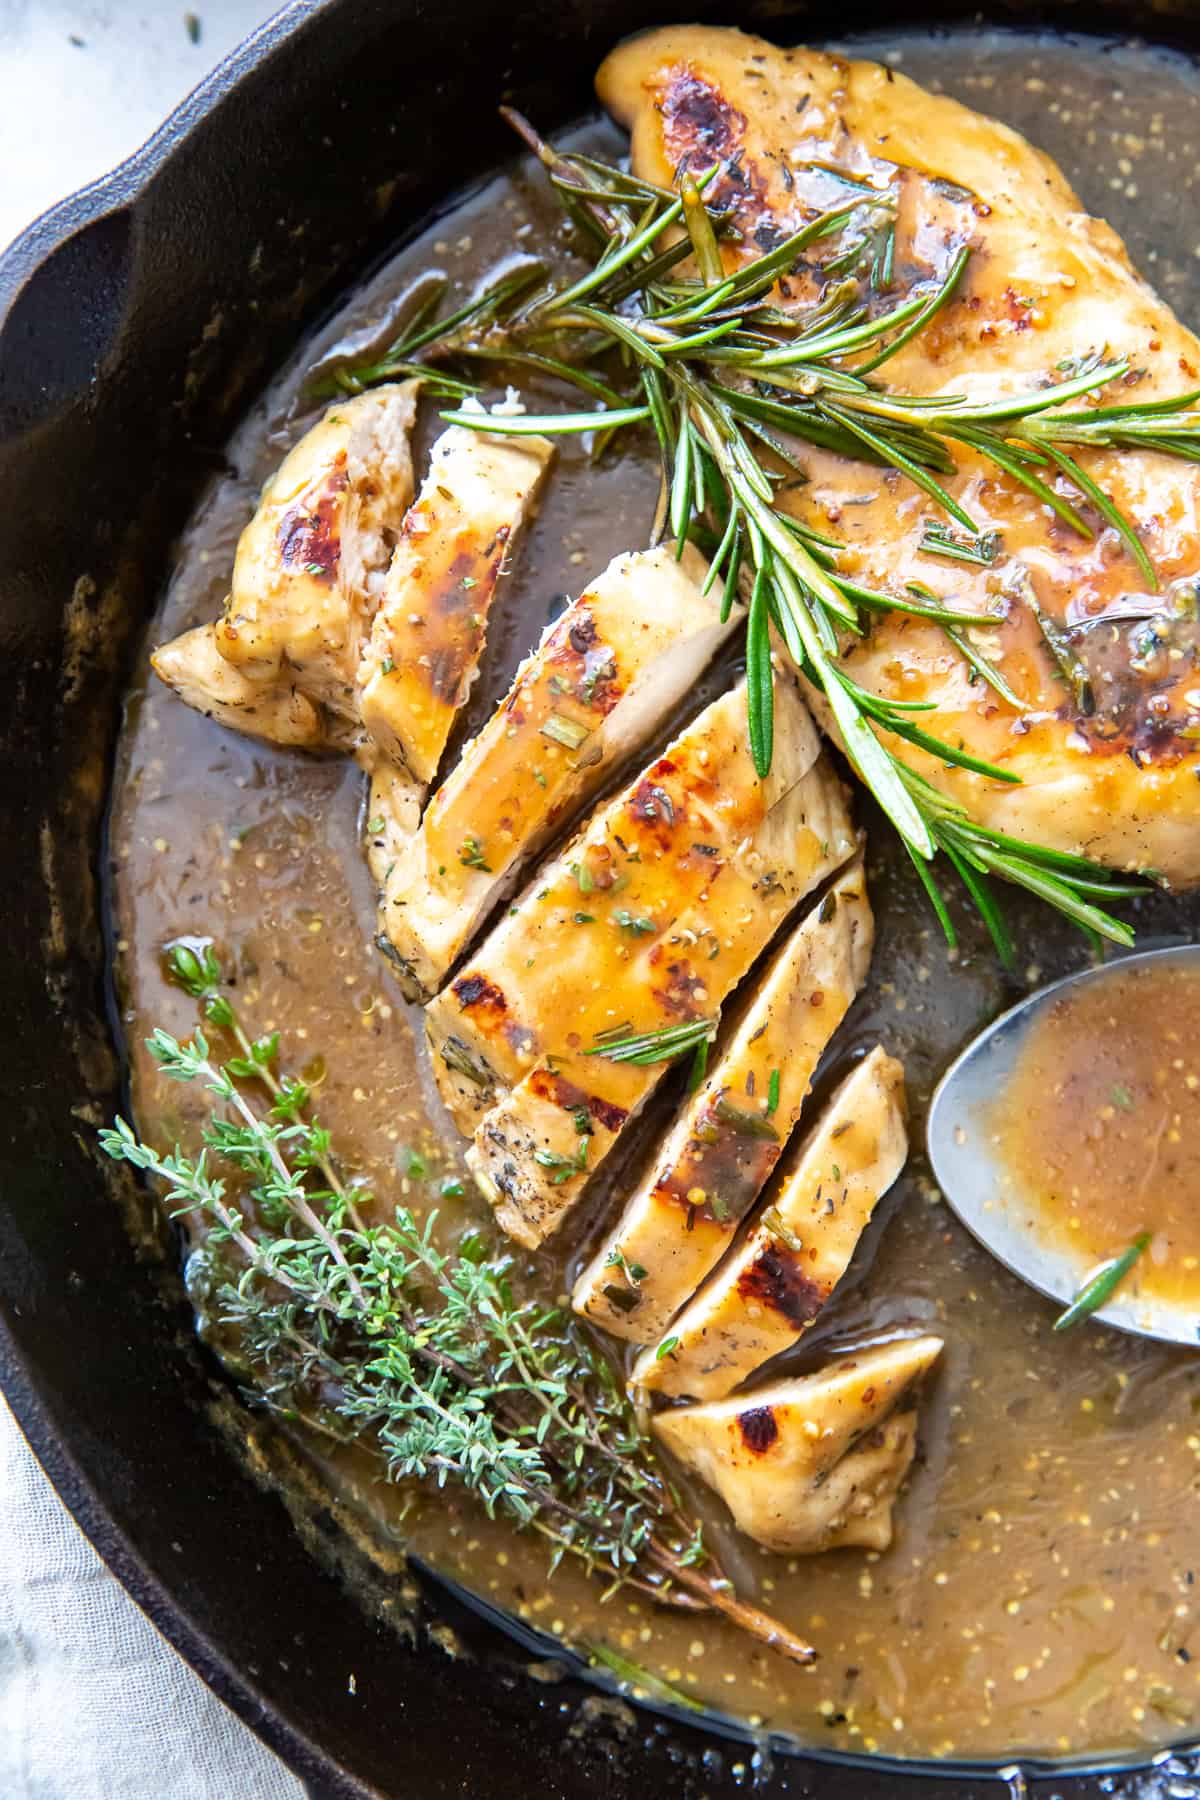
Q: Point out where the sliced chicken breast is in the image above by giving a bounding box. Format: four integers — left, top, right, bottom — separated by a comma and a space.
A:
599, 28, 1200, 883
376, 542, 736, 998
426, 677, 821, 1129
461, 745, 856, 1250
573, 854, 873, 1341
653, 1336, 943, 1554
357, 412, 554, 784
151, 624, 327, 750
212, 382, 420, 722
632, 1047, 907, 1400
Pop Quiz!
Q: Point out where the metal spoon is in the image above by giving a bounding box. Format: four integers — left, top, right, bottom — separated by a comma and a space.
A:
926, 943, 1200, 1347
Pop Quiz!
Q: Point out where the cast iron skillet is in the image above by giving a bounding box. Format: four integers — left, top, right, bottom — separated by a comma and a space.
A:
3, 2, 1200, 1794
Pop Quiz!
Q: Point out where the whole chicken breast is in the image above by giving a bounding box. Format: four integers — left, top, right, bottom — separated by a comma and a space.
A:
599, 27, 1200, 883
633, 1046, 907, 1400
212, 383, 420, 722
376, 542, 736, 999
653, 1335, 943, 1554
573, 854, 873, 1341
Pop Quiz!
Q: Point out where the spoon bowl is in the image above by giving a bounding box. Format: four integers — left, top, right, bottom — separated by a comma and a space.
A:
926, 943, 1200, 1348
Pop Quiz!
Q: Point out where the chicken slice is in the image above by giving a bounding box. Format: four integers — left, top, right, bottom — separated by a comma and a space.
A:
459, 744, 857, 1250
360, 750, 425, 889
375, 542, 736, 998
357, 412, 554, 784
653, 1336, 943, 1554
599, 28, 1200, 884
211, 382, 420, 722
632, 1047, 907, 1400
573, 855, 873, 1341
150, 624, 327, 750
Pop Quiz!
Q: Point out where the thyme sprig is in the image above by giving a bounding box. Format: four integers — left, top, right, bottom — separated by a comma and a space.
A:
327, 119, 1178, 960
100, 946, 814, 1665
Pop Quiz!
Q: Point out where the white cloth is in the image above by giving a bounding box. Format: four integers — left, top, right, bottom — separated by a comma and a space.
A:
0, 1395, 303, 1800
1, 6, 326, 1793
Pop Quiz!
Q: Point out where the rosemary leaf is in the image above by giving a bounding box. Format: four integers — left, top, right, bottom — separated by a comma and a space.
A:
588, 1642, 706, 1713
441, 404, 650, 436
745, 562, 774, 777
919, 522, 1001, 567
680, 174, 724, 287
940, 622, 1025, 710
713, 1097, 780, 1142
1053, 1232, 1151, 1331
584, 1018, 716, 1066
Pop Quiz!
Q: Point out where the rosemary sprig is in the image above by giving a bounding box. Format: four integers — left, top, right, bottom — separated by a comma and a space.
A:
102, 948, 813, 1664
326, 119, 1172, 960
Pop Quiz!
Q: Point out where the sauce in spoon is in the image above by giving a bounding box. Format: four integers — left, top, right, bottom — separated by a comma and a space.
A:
927, 945, 1200, 1344
989, 959, 1200, 1309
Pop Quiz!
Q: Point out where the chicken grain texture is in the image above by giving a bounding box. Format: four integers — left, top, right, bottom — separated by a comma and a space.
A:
633, 1046, 907, 1399
361, 752, 425, 889
653, 1336, 943, 1554
357, 414, 554, 785
600, 28, 1200, 884
376, 543, 737, 999
211, 383, 421, 727
151, 624, 327, 750
573, 854, 873, 1341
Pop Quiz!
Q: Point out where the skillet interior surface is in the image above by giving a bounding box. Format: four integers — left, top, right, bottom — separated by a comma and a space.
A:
4, 1, 1200, 1794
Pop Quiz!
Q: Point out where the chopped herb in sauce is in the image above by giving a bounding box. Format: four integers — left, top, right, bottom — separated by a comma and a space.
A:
760, 1207, 803, 1253
541, 712, 590, 750
613, 909, 655, 936
459, 836, 491, 870
713, 1097, 780, 1141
